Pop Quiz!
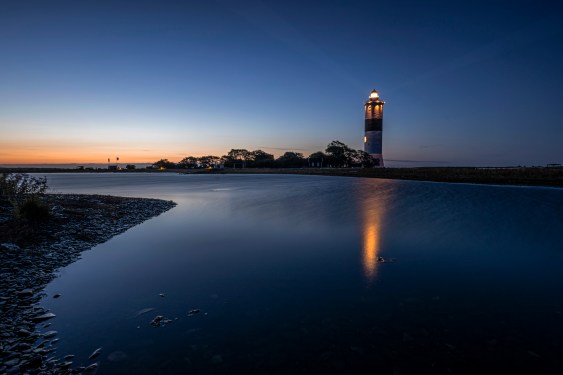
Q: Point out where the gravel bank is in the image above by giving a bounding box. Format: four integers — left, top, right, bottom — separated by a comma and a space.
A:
0, 194, 176, 374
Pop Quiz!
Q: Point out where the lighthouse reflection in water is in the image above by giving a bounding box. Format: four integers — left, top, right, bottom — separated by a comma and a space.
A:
360, 187, 389, 283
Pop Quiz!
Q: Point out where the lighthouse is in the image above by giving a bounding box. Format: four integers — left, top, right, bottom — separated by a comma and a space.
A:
364, 89, 385, 167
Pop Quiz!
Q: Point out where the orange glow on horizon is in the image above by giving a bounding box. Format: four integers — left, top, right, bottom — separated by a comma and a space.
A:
0, 140, 318, 165
0, 140, 231, 164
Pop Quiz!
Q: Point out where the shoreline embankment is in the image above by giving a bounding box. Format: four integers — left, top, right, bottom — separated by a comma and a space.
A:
2, 166, 561, 188
0, 194, 176, 374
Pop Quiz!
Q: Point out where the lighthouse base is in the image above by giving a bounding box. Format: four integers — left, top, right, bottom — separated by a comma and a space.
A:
369, 154, 384, 167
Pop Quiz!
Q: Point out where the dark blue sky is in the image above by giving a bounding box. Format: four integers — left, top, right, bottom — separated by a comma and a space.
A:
1, 0, 562, 165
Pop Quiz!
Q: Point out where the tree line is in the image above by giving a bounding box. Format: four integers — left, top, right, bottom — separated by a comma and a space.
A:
153, 141, 378, 169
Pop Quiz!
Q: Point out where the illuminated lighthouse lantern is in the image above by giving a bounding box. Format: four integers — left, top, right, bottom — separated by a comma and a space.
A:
364, 89, 385, 167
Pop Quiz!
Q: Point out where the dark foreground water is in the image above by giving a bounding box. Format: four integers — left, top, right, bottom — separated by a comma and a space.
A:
38, 173, 563, 374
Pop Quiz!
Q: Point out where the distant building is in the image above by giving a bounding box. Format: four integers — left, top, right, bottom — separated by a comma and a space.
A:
108, 165, 118, 171
364, 89, 385, 167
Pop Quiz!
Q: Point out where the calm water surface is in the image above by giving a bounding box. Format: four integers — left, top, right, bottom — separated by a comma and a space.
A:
38, 173, 563, 374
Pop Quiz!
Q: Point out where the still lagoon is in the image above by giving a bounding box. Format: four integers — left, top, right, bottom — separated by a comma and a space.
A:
38, 173, 563, 374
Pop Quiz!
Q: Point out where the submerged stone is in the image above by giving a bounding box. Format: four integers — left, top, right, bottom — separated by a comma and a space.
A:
88, 347, 102, 360
150, 316, 163, 327
136, 307, 155, 317
150, 315, 172, 327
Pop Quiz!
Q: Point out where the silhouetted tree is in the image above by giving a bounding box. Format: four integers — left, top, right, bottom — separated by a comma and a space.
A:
153, 159, 177, 169
251, 150, 274, 168
275, 152, 305, 168
353, 150, 376, 168
224, 149, 252, 168
325, 140, 355, 167
198, 155, 222, 168
178, 156, 198, 169
307, 151, 326, 168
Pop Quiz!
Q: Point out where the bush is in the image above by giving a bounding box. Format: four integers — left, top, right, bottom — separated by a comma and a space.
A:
0, 173, 49, 220
16, 198, 50, 222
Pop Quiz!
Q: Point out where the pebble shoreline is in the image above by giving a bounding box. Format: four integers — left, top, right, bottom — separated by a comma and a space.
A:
0, 194, 176, 374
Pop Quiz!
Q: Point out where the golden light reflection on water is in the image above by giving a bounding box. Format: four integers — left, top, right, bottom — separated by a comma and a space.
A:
361, 196, 386, 282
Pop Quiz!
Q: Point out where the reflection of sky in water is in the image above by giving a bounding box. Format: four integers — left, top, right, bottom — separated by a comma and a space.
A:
35, 174, 563, 374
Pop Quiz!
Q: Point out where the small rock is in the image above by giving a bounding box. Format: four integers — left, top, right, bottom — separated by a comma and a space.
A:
17, 329, 32, 337
43, 331, 58, 339
188, 309, 200, 316
25, 355, 42, 368
4, 359, 19, 367
6, 365, 20, 374
32, 312, 56, 322
17, 289, 34, 297
1, 242, 20, 251
159, 293, 165, 298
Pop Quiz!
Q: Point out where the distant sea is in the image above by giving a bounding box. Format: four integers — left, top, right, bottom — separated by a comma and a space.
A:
0, 163, 153, 169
